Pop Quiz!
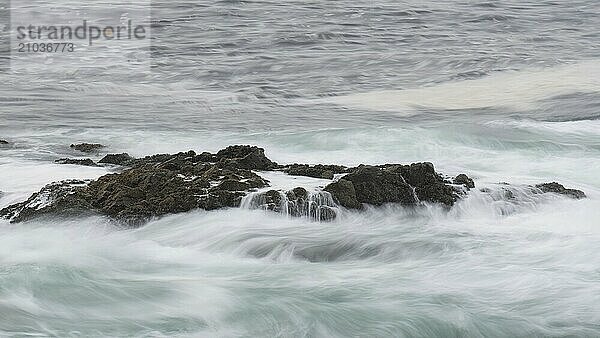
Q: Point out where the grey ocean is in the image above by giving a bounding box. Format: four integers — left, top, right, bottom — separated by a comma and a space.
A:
1, 1, 600, 336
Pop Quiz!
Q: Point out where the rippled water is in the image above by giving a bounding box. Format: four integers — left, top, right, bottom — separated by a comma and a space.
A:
1, 1, 600, 336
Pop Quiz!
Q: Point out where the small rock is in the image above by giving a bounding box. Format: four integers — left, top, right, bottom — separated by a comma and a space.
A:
453, 174, 475, 189
55, 158, 99, 167
99, 153, 135, 166
70, 143, 105, 153
535, 182, 586, 199
0, 139, 8, 145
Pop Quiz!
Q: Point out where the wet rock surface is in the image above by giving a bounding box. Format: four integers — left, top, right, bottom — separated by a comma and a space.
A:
55, 158, 99, 167
325, 163, 461, 209
243, 187, 338, 221
0, 144, 586, 226
0, 180, 93, 223
283, 164, 347, 180
99, 153, 135, 166
2, 147, 270, 225
324, 179, 361, 209
535, 182, 586, 199
454, 174, 475, 189
215, 145, 277, 170
70, 143, 105, 153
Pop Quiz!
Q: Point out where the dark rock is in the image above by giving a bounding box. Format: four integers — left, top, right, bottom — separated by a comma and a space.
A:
0, 139, 8, 145
284, 164, 347, 180
324, 179, 361, 209
535, 182, 586, 199
453, 174, 475, 189
2, 149, 271, 225
288, 187, 308, 201
326, 163, 459, 208
215, 179, 250, 191
70, 143, 105, 153
55, 158, 99, 167
196, 151, 217, 162
197, 190, 245, 211
392, 163, 458, 206
0, 180, 93, 223
215, 145, 277, 170
343, 166, 417, 206
99, 153, 135, 166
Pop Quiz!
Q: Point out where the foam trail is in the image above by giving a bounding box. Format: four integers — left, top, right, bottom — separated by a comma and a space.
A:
327, 60, 600, 112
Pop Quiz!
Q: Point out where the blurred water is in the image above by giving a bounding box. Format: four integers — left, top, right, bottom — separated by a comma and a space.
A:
1, 0, 600, 336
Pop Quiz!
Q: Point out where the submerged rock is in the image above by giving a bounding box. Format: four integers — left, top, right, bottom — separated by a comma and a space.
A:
55, 158, 99, 167
535, 182, 586, 199
284, 164, 347, 180
70, 143, 105, 153
453, 174, 475, 189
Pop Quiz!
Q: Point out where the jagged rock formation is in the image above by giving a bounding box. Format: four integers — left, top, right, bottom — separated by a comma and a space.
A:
0, 144, 586, 226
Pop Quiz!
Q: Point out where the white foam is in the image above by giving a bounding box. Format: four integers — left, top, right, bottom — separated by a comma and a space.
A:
326, 60, 600, 112
486, 119, 600, 135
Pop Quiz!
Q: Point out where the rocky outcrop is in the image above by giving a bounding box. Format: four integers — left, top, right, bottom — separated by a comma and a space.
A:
535, 182, 586, 199
283, 164, 347, 180
0, 145, 586, 226
325, 163, 460, 209
55, 158, 99, 167
70, 143, 105, 153
2, 148, 270, 225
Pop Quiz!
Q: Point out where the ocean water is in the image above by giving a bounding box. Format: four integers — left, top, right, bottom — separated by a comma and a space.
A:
1, 0, 600, 336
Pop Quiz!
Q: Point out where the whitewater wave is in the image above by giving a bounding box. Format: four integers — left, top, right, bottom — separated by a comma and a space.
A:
326, 60, 600, 112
